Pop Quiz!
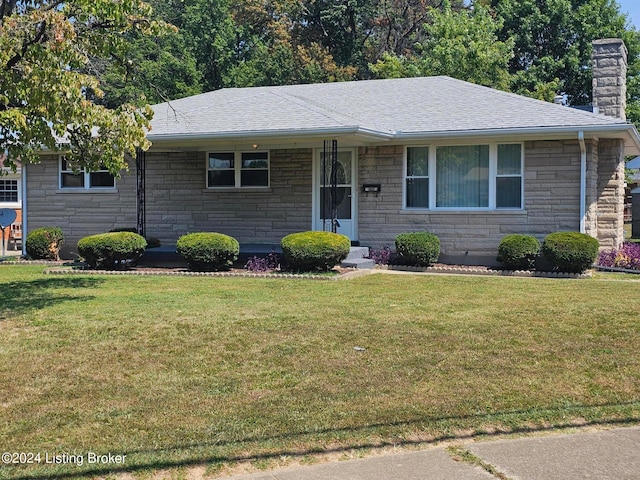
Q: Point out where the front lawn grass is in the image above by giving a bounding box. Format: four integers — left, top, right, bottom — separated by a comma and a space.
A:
1, 266, 639, 478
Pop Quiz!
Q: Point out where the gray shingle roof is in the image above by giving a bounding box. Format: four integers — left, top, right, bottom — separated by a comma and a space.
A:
149, 76, 634, 141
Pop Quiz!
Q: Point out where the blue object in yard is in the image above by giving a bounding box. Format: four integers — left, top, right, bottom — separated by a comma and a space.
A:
0, 208, 18, 257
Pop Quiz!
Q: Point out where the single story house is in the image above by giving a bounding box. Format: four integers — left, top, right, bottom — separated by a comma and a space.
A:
24, 39, 640, 264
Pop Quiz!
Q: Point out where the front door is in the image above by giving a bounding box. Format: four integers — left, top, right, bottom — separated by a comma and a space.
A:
313, 148, 357, 241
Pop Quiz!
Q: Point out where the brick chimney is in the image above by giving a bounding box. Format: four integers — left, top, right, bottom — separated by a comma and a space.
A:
592, 38, 627, 120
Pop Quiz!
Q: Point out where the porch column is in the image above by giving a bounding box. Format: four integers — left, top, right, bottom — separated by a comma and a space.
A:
136, 149, 146, 237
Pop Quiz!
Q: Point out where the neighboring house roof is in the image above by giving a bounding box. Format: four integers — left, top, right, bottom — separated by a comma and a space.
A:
149, 76, 640, 154
627, 156, 640, 169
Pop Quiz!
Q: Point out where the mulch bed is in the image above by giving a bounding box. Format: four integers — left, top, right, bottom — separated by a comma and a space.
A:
40, 261, 356, 280
382, 263, 591, 278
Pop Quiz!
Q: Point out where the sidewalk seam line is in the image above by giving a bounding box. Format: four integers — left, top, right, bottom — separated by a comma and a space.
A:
445, 446, 514, 480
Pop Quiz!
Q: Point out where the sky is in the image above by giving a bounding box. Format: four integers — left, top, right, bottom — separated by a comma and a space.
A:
617, 0, 640, 29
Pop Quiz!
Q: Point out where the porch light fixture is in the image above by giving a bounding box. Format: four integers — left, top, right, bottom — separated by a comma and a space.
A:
252, 143, 259, 149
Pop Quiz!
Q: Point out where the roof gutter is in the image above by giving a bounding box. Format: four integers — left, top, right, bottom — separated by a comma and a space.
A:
395, 123, 640, 138
147, 125, 395, 143
578, 131, 587, 234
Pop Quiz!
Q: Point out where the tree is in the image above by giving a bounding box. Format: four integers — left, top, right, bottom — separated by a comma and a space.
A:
367, 0, 465, 58
488, 0, 640, 109
223, 0, 357, 87
180, 0, 238, 92
95, 0, 202, 108
99, 34, 202, 108
370, 3, 514, 90
296, 0, 377, 74
0, 0, 169, 174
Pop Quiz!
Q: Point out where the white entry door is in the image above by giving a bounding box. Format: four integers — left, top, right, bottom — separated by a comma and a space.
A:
313, 149, 357, 241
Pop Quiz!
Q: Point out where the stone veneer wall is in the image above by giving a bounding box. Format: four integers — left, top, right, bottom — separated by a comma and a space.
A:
25, 155, 137, 257
596, 139, 626, 249
26, 150, 313, 257
357, 141, 588, 262
143, 149, 312, 245
27, 139, 624, 261
592, 39, 627, 121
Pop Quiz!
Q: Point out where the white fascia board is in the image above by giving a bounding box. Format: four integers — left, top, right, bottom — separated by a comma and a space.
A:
147, 126, 393, 144
395, 124, 640, 154
150, 123, 640, 152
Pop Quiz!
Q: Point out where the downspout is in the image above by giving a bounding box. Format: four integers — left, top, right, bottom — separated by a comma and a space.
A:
578, 131, 587, 234
21, 163, 27, 256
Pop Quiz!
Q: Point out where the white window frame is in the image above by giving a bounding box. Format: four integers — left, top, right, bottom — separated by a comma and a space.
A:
405, 146, 430, 209
403, 143, 524, 211
206, 151, 270, 189
0, 177, 21, 208
59, 156, 116, 190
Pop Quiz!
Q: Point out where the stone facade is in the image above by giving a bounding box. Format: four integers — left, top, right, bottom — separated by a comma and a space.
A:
596, 139, 626, 249
26, 150, 314, 256
590, 38, 629, 249
592, 39, 627, 120
26, 136, 626, 261
358, 141, 589, 263
143, 149, 312, 246
25, 155, 137, 257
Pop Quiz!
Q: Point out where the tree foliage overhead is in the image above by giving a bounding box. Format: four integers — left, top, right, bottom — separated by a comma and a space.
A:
370, 3, 515, 90
487, 0, 640, 109
143, 0, 638, 114
0, 0, 170, 173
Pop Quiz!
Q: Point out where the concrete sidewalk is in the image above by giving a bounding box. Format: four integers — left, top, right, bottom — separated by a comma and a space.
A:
219, 426, 640, 480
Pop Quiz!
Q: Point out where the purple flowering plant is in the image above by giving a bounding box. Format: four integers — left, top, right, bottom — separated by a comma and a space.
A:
244, 250, 281, 272
597, 242, 640, 271
368, 245, 392, 265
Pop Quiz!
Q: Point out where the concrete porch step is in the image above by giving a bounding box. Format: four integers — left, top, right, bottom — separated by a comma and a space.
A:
345, 246, 370, 261
342, 246, 375, 269
341, 257, 376, 269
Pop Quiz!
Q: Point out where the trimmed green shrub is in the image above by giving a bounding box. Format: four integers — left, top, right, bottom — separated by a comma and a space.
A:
25, 227, 64, 260
281, 231, 350, 271
78, 232, 147, 270
109, 227, 161, 248
497, 234, 540, 270
176, 232, 239, 271
541, 232, 599, 273
395, 232, 440, 267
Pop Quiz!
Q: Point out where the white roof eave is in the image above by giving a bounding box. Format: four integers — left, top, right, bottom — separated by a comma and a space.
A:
147, 126, 394, 144
147, 121, 640, 157
395, 123, 640, 155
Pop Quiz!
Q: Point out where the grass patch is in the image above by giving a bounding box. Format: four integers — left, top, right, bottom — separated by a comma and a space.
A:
446, 446, 511, 479
1, 266, 640, 478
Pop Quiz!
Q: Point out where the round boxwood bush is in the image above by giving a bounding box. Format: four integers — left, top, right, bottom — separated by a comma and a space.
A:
395, 232, 440, 267
541, 231, 599, 273
78, 232, 147, 270
281, 231, 350, 271
496, 234, 540, 270
109, 227, 161, 248
176, 232, 239, 271
25, 226, 64, 260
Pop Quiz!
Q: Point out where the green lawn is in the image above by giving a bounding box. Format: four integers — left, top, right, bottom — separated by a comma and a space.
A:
1, 266, 639, 479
